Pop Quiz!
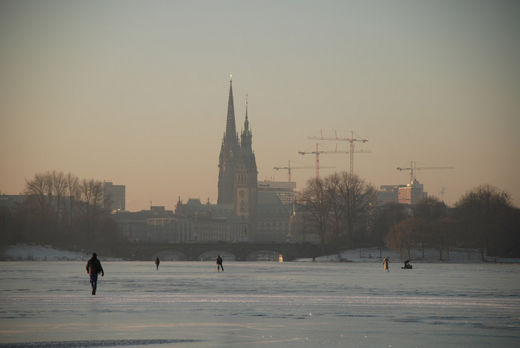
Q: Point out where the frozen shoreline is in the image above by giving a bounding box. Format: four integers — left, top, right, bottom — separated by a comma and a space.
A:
0, 244, 122, 261
1, 244, 519, 263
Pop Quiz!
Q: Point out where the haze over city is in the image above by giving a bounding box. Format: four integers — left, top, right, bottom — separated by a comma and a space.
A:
1, 0, 519, 211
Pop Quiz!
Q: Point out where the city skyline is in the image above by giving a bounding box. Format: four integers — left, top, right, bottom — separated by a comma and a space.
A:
1, 0, 519, 211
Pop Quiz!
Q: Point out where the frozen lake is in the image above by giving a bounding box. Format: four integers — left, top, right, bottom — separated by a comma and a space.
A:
1, 261, 519, 347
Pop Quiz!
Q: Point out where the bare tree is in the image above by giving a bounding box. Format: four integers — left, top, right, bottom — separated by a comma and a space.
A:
19, 171, 121, 251
324, 174, 343, 240
337, 173, 376, 245
373, 202, 408, 256
300, 172, 377, 245
65, 173, 80, 226
300, 177, 330, 244
80, 179, 104, 244
52, 171, 67, 223
427, 216, 457, 260
386, 217, 425, 259
25, 173, 48, 213
455, 184, 514, 260
44, 172, 54, 204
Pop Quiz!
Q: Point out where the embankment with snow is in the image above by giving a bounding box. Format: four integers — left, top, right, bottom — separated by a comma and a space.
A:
0, 244, 90, 261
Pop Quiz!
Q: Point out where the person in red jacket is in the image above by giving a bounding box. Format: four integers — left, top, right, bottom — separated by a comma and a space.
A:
86, 253, 104, 295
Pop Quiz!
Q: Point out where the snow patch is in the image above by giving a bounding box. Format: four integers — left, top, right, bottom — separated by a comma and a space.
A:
296, 247, 520, 263
1, 244, 90, 261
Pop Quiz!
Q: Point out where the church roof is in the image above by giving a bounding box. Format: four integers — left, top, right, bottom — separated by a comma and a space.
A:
257, 191, 283, 206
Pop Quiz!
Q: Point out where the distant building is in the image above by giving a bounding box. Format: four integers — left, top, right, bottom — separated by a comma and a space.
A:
255, 191, 292, 242
257, 180, 296, 207
0, 195, 25, 213
377, 180, 428, 206
113, 78, 293, 243
103, 182, 125, 212
398, 179, 427, 205
114, 206, 192, 243
255, 180, 294, 241
217, 76, 257, 222
175, 198, 248, 242
376, 185, 405, 205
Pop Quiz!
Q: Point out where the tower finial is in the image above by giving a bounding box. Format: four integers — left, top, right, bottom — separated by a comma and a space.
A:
244, 93, 250, 133
229, 73, 232, 82
245, 94, 249, 121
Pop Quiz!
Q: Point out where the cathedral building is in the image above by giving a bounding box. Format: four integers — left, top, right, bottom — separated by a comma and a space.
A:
217, 76, 258, 221
115, 76, 292, 244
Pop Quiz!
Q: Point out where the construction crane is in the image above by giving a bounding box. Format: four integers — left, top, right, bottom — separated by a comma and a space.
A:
396, 161, 454, 184
273, 160, 334, 182
308, 130, 369, 175
298, 143, 347, 179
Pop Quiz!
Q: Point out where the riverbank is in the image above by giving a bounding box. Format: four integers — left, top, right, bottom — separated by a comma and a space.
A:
303, 247, 520, 264
2, 244, 519, 263
0, 244, 123, 261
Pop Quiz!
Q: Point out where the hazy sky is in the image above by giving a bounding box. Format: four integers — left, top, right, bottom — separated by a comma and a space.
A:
1, 0, 519, 211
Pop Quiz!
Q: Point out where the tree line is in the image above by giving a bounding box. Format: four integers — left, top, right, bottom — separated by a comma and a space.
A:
0, 171, 122, 252
1, 170, 519, 259
299, 173, 520, 259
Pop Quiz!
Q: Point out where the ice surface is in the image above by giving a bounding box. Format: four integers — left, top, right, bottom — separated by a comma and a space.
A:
0, 261, 519, 347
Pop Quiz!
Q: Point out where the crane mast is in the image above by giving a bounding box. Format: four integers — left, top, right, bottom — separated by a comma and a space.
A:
298, 143, 346, 179
396, 161, 454, 184
273, 160, 334, 182
308, 130, 369, 175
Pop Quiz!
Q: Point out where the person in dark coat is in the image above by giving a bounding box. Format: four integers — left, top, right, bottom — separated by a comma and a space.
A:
216, 255, 224, 272
155, 257, 160, 270
86, 252, 104, 295
403, 259, 413, 269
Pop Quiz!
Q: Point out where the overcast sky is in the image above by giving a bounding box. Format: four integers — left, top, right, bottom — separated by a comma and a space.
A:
1, 0, 519, 211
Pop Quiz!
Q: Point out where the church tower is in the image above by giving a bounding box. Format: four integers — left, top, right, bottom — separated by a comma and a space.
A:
217, 76, 258, 220
235, 96, 258, 217
217, 75, 240, 204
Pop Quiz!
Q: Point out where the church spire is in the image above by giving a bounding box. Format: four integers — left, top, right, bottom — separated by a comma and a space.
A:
241, 93, 253, 151
225, 74, 238, 144
218, 75, 239, 205
244, 93, 249, 131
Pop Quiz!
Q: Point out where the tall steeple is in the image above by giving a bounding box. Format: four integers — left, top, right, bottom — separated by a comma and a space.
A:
225, 74, 238, 146
218, 76, 257, 214
218, 74, 239, 204
241, 94, 252, 152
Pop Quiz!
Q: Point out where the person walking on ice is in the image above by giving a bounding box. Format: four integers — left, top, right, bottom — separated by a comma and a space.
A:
86, 252, 104, 295
216, 255, 224, 272
383, 257, 389, 272
155, 257, 160, 270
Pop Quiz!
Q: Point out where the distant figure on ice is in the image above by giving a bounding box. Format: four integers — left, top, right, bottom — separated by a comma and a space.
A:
383, 257, 389, 272
402, 259, 413, 269
155, 257, 160, 270
86, 252, 104, 295
216, 255, 224, 272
